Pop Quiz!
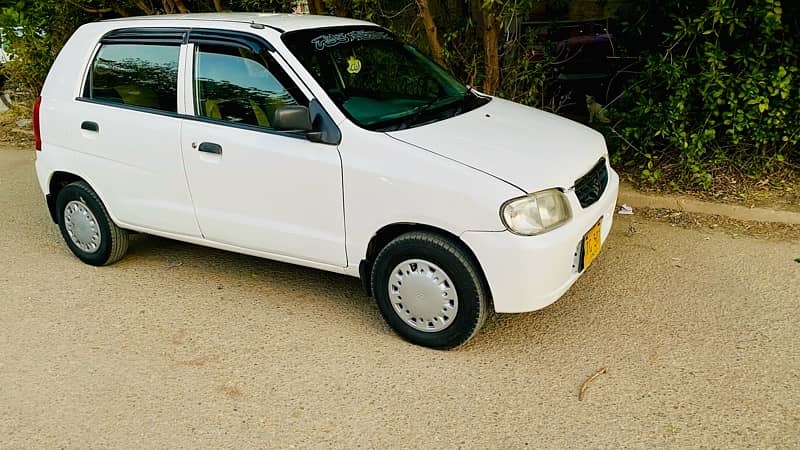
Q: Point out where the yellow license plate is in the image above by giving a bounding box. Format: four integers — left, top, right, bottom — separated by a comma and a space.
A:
583, 219, 603, 270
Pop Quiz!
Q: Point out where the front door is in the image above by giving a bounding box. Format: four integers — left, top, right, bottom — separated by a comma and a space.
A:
179, 37, 346, 267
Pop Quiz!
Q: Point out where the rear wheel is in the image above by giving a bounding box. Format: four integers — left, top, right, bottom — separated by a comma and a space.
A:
55, 181, 128, 266
371, 231, 488, 349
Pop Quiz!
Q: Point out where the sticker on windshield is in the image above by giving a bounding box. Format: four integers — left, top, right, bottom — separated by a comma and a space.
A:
347, 56, 362, 74
311, 30, 392, 51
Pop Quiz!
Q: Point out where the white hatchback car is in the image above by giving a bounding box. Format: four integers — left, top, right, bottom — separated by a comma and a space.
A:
35, 13, 619, 349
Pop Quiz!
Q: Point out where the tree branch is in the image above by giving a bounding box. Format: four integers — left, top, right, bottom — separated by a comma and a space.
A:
64, 0, 113, 14
416, 0, 447, 68
131, 0, 155, 15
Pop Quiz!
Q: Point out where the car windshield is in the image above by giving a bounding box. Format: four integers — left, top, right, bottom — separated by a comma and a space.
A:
282, 26, 490, 131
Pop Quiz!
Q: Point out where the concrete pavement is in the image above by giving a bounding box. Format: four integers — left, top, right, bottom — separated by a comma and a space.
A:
1, 147, 799, 448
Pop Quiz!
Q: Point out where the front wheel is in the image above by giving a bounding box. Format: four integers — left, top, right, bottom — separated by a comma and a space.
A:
371, 231, 489, 349
55, 181, 128, 266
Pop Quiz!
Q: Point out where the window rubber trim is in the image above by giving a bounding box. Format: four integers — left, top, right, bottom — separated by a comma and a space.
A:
85, 27, 341, 144
188, 30, 299, 112
185, 29, 340, 144
74, 97, 313, 143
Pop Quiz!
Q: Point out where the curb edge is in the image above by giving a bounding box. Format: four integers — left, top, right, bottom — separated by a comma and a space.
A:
618, 182, 800, 225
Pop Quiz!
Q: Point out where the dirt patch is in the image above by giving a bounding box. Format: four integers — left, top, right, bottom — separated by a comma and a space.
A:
697, 167, 800, 213
630, 207, 800, 241
620, 166, 800, 214
0, 102, 34, 147
174, 355, 220, 367
221, 383, 244, 399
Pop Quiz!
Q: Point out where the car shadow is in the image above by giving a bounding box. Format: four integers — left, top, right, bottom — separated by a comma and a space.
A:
120, 231, 623, 351
123, 232, 382, 321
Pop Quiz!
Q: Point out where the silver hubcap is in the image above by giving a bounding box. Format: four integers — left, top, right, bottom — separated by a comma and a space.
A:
388, 259, 458, 332
64, 199, 101, 253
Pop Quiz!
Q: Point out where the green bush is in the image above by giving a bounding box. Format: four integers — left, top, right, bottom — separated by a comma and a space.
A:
1, 31, 56, 95
608, 0, 799, 188
498, 30, 571, 113
0, 1, 90, 97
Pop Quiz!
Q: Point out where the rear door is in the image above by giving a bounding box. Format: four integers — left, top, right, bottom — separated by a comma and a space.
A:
75, 29, 201, 237
179, 31, 346, 267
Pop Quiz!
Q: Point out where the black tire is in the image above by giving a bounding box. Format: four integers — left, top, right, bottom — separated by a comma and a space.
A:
371, 231, 489, 349
55, 181, 128, 266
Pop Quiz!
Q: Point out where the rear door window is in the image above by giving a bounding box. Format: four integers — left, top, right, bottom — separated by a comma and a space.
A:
85, 44, 180, 113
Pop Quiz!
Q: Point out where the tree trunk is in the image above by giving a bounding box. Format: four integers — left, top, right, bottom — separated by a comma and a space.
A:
309, 0, 326, 15
333, 0, 348, 17
481, 9, 501, 94
213, 0, 225, 12
172, 0, 190, 13
161, 0, 176, 14
132, 0, 155, 15
111, 6, 133, 16
416, 0, 447, 67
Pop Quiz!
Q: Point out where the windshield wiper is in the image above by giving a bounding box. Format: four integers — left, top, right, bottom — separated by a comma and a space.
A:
404, 96, 447, 125
371, 93, 468, 131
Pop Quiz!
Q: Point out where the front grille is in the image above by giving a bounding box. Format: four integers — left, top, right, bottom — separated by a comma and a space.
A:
574, 158, 608, 208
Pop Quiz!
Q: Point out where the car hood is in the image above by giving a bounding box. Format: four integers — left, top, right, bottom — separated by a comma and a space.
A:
387, 97, 607, 193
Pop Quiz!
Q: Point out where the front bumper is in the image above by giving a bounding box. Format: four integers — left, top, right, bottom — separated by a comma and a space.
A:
461, 168, 619, 313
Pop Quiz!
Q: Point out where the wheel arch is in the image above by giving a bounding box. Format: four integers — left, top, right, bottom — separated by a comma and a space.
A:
46, 171, 88, 223
358, 222, 493, 303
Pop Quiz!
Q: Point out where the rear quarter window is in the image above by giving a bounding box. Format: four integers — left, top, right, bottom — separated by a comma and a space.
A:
84, 44, 179, 113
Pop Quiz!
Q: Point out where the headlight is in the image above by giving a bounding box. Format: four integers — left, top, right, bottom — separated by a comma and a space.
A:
501, 189, 572, 235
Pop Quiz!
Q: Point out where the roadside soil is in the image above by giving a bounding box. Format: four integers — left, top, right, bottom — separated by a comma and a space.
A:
0, 102, 34, 146
631, 207, 800, 242
619, 166, 800, 214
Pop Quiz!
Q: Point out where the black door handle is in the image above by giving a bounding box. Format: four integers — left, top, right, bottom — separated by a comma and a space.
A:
81, 121, 99, 132
198, 142, 222, 154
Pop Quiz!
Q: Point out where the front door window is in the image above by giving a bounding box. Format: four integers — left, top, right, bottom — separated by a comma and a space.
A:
194, 44, 302, 129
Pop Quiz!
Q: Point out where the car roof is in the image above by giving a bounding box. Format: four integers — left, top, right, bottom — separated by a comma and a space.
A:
105, 13, 374, 33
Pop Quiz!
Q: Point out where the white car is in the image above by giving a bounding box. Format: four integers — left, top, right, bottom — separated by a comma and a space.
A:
34, 13, 619, 349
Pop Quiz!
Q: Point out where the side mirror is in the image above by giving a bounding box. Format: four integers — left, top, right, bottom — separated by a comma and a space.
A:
273, 101, 342, 145
273, 105, 313, 132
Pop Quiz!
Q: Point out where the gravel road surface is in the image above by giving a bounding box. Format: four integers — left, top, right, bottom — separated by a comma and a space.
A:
1, 147, 798, 448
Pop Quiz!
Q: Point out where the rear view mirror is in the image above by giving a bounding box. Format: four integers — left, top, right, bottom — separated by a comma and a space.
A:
273, 105, 313, 132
